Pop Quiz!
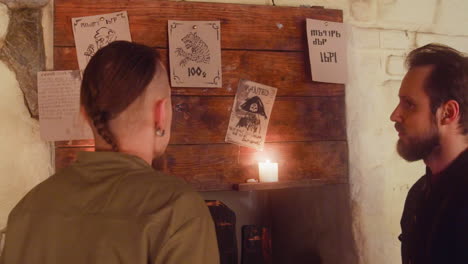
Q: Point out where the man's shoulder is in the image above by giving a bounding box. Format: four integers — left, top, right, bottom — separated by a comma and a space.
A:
7, 172, 61, 217
407, 175, 427, 198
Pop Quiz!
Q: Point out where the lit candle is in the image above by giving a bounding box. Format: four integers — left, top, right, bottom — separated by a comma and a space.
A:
258, 160, 278, 182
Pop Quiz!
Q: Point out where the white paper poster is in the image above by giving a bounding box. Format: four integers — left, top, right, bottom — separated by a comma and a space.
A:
38, 70, 93, 141
72, 11, 132, 71
225, 80, 277, 150
168, 20, 222, 88
306, 19, 347, 84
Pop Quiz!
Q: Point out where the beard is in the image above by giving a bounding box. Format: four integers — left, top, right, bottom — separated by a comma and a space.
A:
396, 122, 440, 162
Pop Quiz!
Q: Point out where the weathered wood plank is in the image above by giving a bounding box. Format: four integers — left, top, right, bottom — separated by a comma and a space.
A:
54, 95, 345, 146
54, 47, 344, 97
55, 0, 343, 51
54, 1, 347, 191
171, 96, 346, 143
235, 178, 347, 191
55, 141, 348, 191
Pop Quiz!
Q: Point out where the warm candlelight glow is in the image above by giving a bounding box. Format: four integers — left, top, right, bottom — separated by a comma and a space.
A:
258, 160, 278, 182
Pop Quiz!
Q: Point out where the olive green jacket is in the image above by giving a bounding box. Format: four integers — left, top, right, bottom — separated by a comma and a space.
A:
1, 151, 219, 264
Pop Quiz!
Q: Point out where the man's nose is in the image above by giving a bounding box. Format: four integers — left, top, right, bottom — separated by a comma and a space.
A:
390, 105, 401, 123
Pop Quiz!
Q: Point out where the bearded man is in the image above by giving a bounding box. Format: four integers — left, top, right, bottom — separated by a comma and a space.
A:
390, 43, 468, 264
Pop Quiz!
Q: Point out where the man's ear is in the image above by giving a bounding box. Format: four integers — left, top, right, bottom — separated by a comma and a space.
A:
440, 100, 460, 125
153, 98, 167, 128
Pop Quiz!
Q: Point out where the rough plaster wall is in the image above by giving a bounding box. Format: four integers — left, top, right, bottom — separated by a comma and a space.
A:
0, 0, 52, 236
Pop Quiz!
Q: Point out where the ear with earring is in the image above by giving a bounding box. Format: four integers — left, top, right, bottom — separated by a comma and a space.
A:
155, 128, 165, 137
153, 98, 167, 138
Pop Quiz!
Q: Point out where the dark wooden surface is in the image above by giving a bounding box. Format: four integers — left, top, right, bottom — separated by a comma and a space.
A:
56, 141, 347, 191
235, 178, 347, 191
55, 0, 342, 51
171, 96, 346, 144
54, 0, 346, 191
54, 47, 344, 97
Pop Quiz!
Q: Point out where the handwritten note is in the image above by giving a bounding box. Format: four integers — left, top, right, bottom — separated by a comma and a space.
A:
38, 70, 93, 141
168, 20, 222, 88
72, 11, 132, 71
306, 19, 347, 84
225, 80, 277, 150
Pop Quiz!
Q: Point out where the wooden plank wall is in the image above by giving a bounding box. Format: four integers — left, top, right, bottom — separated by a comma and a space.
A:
54, 0, 347, 191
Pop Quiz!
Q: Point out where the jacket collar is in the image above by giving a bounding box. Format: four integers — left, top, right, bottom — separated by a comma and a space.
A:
76, 151, 151, 171
425, 148, 468, 193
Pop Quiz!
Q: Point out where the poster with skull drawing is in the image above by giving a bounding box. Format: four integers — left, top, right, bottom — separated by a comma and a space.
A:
168, 20, 222, 88
72, 11, 132, 71
225, 80, 277, 150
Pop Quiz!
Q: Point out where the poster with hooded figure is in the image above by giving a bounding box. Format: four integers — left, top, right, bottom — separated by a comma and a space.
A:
72, 11, 132, 71
225, 80, 277, 150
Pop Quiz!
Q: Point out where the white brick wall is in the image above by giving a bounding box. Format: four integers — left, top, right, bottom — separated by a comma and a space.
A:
386, 55, 405, 76
380, 30, 414, 50
350, 27, 380, 49
377, 0, 437, 28
433, 0, 468, 36
350, 0, 377, 23
416, 33, 468, 53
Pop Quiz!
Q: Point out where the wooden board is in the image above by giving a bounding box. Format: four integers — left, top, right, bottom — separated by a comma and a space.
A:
235, 178, 347, 191
56, 141, 347, 191
55, 0, 343, 51
55, 96, 345, 146
54, 47, 343, 97
171, 96, 346, 144
54, 0, 347, 191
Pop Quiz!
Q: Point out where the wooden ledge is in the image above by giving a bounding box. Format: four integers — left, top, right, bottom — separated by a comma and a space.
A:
234, 178, 347, 191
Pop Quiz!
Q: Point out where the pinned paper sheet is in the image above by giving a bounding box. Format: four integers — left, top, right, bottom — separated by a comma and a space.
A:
306, 19, 347, 84
72, 11, 132, 71
38, 70, 93, 141
225, 80, 277, 150
168, 20, 222, 88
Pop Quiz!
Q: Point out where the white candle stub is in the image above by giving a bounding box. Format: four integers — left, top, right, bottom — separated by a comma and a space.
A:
258, 160, 278, 182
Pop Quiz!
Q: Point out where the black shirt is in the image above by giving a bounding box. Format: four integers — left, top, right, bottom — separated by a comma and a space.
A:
400, 149, 468, 264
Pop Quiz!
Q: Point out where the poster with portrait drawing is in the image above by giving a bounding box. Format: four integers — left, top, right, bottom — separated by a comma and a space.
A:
225, 80, 277, 150
72, 11, 132, 71
38, 70, 93, 141
168, 20, 222, 88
